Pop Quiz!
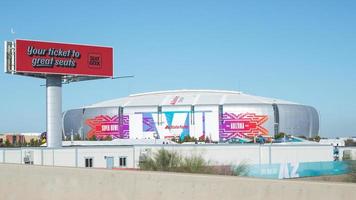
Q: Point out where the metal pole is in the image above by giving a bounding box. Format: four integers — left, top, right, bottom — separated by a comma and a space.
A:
46, 75, 62, 148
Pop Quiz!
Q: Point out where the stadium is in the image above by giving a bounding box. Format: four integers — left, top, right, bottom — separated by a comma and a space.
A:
63, 90, 319, 142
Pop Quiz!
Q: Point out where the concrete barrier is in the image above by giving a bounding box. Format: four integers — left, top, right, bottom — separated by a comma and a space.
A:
0, 164, 355, 200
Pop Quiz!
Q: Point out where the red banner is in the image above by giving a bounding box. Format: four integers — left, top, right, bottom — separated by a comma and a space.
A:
15, 39, 113, 77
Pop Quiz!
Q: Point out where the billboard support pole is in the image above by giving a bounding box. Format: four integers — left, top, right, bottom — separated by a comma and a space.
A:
46, 75, 62, 148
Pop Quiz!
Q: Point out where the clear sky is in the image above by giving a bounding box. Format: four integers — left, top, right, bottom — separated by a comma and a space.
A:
0, 0, 355, 138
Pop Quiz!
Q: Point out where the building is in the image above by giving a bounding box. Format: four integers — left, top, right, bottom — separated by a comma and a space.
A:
0, 133, 42, 145
63, 90, 319, 142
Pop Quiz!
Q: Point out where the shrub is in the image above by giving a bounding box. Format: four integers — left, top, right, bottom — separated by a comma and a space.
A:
231, 161, 250, 176
139, 149, 181, 171
139, 154, 157, 171
139, 148, 250, 176
154, 149, 181, 171
180, 154, 211, 173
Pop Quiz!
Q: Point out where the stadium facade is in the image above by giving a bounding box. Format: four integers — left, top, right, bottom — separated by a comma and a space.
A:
63, 90, 319, 142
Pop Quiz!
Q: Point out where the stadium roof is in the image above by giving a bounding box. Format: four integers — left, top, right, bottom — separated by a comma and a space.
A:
86, 89, 299, 108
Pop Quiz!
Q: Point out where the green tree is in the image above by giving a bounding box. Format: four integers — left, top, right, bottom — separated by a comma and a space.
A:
103, 135, 113, 141
88, 135, 97, 141
35, 139, 41, 146
306, 135, 321, 142
170, 137, 179, 143
313, 135, 321, 142
178, 135, 197, 143
4, 139, 12, 147
274, 132, 286, 139
29, 139, 40, 147
73, 134, 81, 141
30, 138, 35, 147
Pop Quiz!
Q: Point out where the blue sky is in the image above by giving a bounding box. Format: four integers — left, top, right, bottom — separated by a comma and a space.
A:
0, 0, 355, 137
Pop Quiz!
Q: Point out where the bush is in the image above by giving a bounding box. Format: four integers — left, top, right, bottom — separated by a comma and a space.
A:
139, 154, 156, 170
154, 149, 181, 171
231, 161, 250, 176
179, 154, 211, 173
139, 149, 250, 176
139, 149, 181, 171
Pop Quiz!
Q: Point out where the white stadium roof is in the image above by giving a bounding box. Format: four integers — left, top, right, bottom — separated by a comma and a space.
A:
86, 89, 299, 108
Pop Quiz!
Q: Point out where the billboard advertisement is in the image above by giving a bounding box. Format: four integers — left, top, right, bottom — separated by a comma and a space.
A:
64, 108, 272, 141
15, 39, 113, 77
141, 111, 191, 140
219, 112, 269, 140
85, 115, 129, 139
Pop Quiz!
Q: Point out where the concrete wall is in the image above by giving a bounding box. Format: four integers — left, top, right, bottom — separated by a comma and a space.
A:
0, 164, 355, 200
0, 144, 334, 169
43, 149, 54, 166
4, 149, 21, 164
77, 147, 133, 168
54, 148, 76, 167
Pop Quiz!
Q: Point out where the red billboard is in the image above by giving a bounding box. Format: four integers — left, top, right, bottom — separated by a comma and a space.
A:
15, 39, 113, 77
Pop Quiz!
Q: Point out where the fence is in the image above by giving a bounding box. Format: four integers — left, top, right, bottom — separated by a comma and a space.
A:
0, 144, 341, 179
